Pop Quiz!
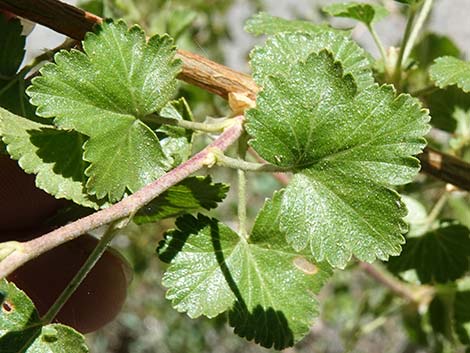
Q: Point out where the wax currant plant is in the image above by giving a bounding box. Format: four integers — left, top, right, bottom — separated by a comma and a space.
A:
0, 0, 470, 351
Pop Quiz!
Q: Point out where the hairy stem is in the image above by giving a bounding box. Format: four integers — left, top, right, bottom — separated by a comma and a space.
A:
215, 152, 289, 172
148, 115, 232, 133
237, 134, 249, 239
0, 117, 244, 279
41, 222, 120, 324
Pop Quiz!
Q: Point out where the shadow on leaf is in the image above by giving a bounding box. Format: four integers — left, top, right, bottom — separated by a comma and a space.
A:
29, 128, 88, 181
209, 220, 294, 350
0, 310, 41, 353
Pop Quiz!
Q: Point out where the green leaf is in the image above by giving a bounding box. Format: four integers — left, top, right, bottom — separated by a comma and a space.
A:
0, 16, 25, 77
158, 193, 332, 349
424, 87, 470, 132
430, 56, 470, 93
0, 15, 36, 120
0, 78, 37, 119
247, 50, 429, 268
0, 107, 103, 209
388, 222, 470, 284
78, 0, 104, 16
395, 0, 422, 5
134, 176, 228, 224
323, 2, 389, 26
244, 12, 339, 37
0, 279, 88, 353
250, 31, 374, 90
455, 290, 470, 345
166, 8, 197, 40
27, 20, 182, 202
428, 290, 456, 342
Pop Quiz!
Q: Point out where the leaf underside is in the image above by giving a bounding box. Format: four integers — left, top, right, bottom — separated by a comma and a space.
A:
158, 193, 332, 349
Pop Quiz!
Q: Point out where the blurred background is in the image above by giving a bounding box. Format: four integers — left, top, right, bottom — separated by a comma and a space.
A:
19, 1, 470, 352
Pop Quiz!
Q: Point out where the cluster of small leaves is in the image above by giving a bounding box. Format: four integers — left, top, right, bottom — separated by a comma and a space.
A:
2, 0, 470, 351
157, 8, 432, 349
0, 279, 88, 353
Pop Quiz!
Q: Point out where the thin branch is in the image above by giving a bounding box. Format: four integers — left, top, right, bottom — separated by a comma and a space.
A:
42, 222, 120, 324
358, 262, 430, 304
0, 116, 244, 279
402, 0, 434, 67
215, 151, 289, 173
393, 5, 416, 87
418, 147, 470, 191
148, 114, 232, 133
1, 0, 470, 192
0, 0, 259, 100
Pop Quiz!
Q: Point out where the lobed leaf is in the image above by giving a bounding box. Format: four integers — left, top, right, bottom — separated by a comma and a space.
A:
323, 2, 389, 26
0, 279, 88, 353
0, 108, 103, 208
244, 12, 338, 36
247, 49, 430, 268
134, 176, 228, 224
158, 193, 331, 349
430, 56, 470, 93
250, 31, 374, 90
27, 20, 182, 202
388, 222, 470, 284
